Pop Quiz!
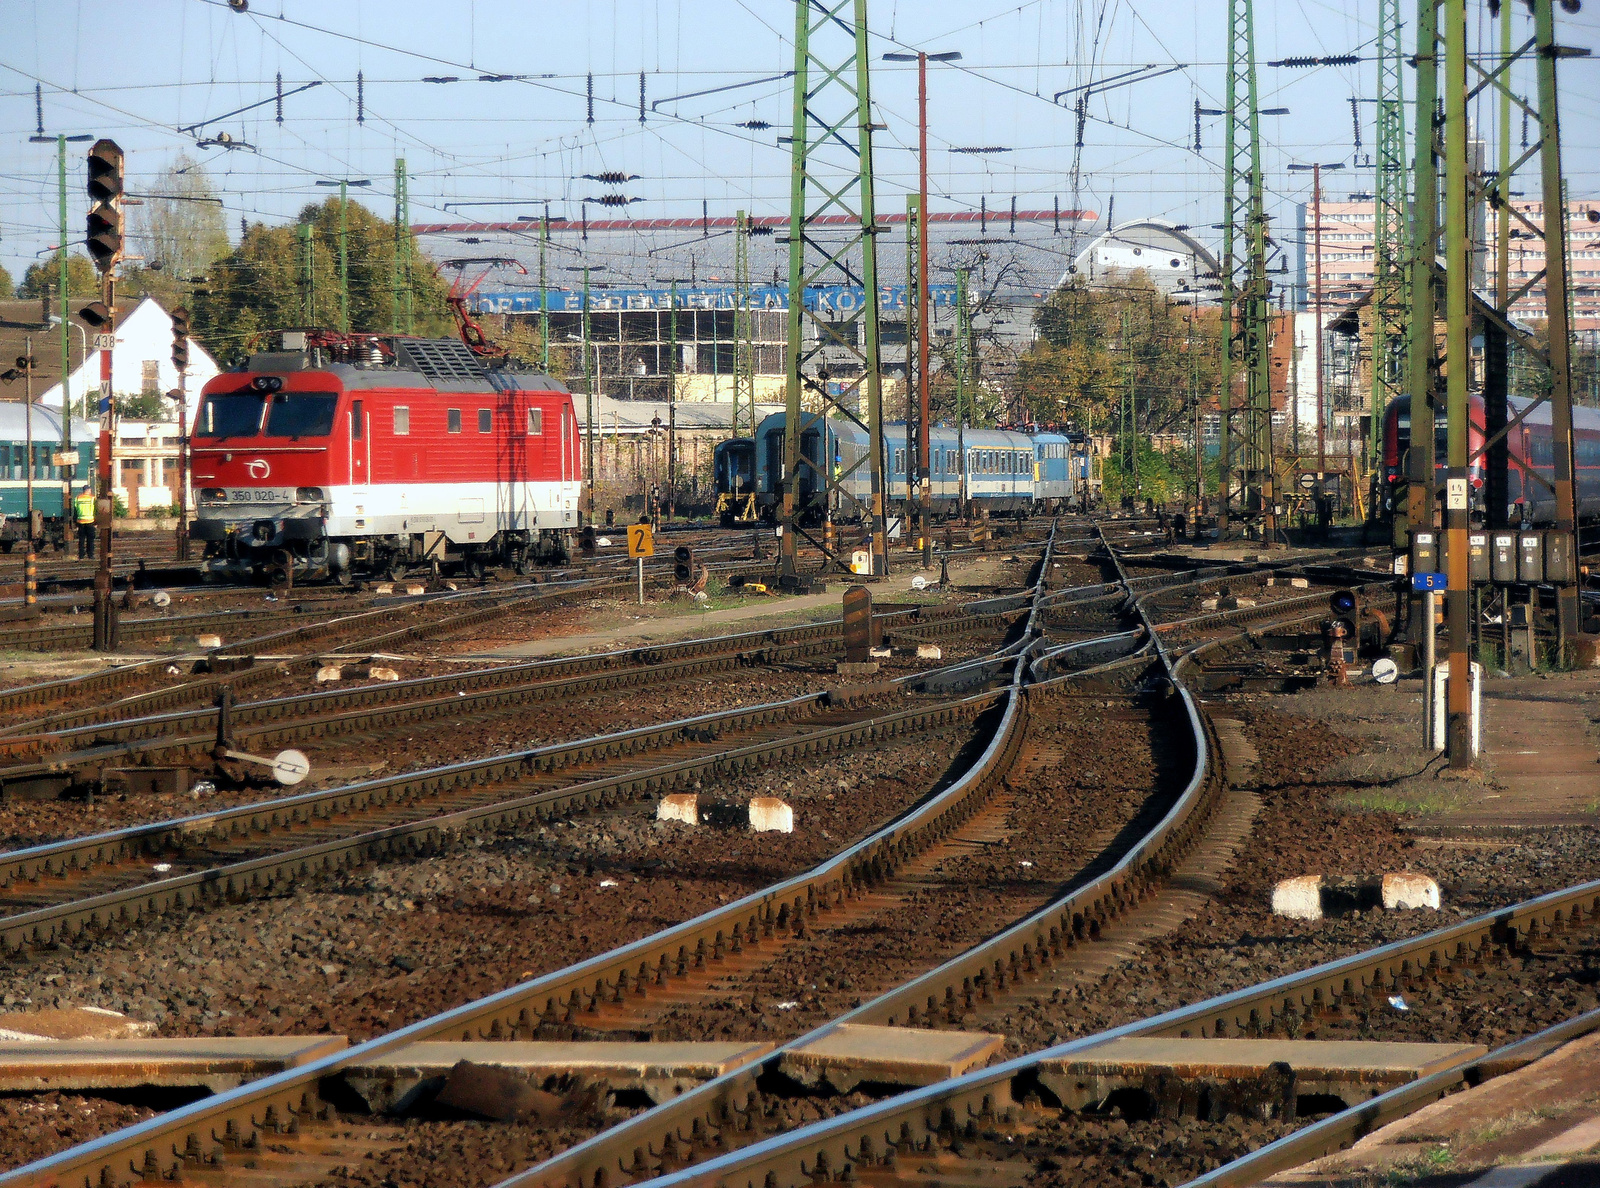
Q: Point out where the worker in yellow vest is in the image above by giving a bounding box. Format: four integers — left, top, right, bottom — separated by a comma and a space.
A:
73, 484, 95, 559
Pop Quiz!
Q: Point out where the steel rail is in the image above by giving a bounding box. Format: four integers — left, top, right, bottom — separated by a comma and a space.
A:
0, 667, 954, 926
0, 576, 628, 722
1175, 1006, 1600, 1188
0, 530, 1061, 1188
0, 687, 997, 957
0, 601, 1010, 769
590, 866, 1600, 1188
499, 550, 1406, 1188
497, 527, 1208, 1188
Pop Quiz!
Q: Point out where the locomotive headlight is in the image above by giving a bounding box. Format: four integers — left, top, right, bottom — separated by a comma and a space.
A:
295, 487, 325, 503
199, 488, 226, 503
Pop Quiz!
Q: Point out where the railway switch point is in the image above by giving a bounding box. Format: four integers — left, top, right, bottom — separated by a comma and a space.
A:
657, 793, 698, 826
748, 796, 793, 833
778, 1025, 1006, 1093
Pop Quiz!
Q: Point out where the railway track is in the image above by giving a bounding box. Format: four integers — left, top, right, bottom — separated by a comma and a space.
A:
0, 526, 1419, 1188
0, 565, 718, 725
0, 678, 999, 957
0, 597, 1018, 786
578, 874, 1600, 1188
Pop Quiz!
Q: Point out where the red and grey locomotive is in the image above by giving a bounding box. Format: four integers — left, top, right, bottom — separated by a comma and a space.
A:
190, 332, 580, 581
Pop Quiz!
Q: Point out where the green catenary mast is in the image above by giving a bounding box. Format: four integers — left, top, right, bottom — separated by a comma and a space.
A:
779, 0, 890, 578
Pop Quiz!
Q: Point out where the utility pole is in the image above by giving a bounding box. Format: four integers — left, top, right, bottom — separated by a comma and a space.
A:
732, 210, 755, 438
316, 177, 372, 333
1483, 1, 1513, 535
668, 280, 678, 518
955, 266, 970, 520
392, 158, 413, 335
882, 48, 957, 566
30, 129, 92, 512
1405, 0, 1440, 617
582, 264, 595, 525
905, 193, 920, 542
780, 0, 890, 579
56, 138, 74, 514
297, 222, 315, 323
1443, 0, 1472, 768
1531, 0, 1581, 644
1314, 166, 1327, 477
339, 179, 349, 332
914, 53, 934, 567
539, 208, 550, 373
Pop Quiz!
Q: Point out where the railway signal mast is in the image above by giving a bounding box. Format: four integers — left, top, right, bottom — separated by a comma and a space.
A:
171, 306, 191, 561
82, 138, 123, 651
779, 0, 890, 580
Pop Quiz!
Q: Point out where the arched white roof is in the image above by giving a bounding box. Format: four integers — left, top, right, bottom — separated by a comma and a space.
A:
1060, 219, 1222, 295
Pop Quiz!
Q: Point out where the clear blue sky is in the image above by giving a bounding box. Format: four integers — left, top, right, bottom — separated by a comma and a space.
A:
2, 0, 1597, 286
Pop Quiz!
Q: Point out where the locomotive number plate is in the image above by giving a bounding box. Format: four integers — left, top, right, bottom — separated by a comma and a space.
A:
221, 487, 296, 505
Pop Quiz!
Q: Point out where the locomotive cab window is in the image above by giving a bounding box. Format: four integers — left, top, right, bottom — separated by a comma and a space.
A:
349, 399, 363, 440
478, 409, 492, 433
526, 408, 543, 435
447, 409, 462, 434
393, 407, 410, 435
264, 391, 339, 439
195, 391, 268, 439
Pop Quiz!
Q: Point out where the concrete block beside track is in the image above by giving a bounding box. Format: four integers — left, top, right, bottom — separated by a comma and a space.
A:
1382, 872, 1441, 911
748, 797, 793, 833
1271, 875, 1325, 920
1273, 874, 1442, 921
657, 793, 699, 826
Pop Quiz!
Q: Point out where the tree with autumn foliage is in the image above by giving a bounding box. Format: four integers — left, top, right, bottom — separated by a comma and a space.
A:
1017, 270, 1221, 435
192, 197, 452, 365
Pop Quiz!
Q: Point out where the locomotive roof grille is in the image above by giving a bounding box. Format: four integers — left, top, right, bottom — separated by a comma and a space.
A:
395, 337, 488, 383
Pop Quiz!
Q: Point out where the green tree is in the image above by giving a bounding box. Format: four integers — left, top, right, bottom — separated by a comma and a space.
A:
114, 392, 171, 421
0, 263, 13, 299
18, 253, 97, 299
133, 154, 230, 282
1019, 270, 1221, 436
192, 198, 452, 365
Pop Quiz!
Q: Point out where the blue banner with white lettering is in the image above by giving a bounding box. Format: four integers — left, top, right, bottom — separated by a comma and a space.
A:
470, 283, 959, 316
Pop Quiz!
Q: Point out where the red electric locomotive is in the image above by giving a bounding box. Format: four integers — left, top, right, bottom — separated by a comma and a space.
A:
190, 333, 581, 582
